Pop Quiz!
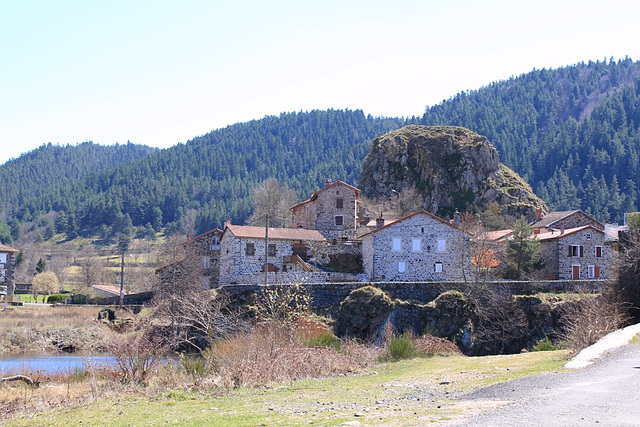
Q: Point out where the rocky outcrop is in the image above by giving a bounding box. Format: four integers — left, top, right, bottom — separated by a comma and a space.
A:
359, 125, 546, 219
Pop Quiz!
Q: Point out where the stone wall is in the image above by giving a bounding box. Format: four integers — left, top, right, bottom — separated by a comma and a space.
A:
220, 279, 606, 308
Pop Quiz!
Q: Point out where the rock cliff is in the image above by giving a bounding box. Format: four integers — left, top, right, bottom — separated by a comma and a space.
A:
358, 125, 546, 219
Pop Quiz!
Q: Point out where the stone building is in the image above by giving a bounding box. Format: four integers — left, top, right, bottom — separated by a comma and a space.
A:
0, 243, 19, 299
155, 228, 223, 290
536, 225, 613, 280
219, 224, 326, 285
360, 210, 470, 282
531, 210, 604, 231
291, 179, 361, 239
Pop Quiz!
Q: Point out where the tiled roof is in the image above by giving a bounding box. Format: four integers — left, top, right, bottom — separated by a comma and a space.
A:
0, 243, 19, 253
536, 225, 603, 241
531, 210, 603, 229
191, 228, 223, 240
225, 225, 325, 241
290, 180, 360, 210
483, 229, 513, 241
92, 285, 130, 296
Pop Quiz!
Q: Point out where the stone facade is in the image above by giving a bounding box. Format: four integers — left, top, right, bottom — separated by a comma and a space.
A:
291, 180, 360, 239
0, 243, 19, 299
537, 225, 614, 280
185, 228, 223, 287
219, 224, 326, 285
361, 210, 470, 282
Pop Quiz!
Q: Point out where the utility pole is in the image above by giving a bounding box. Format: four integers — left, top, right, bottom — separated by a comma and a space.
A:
117, 234, 130, 310
264, 214, 269, 286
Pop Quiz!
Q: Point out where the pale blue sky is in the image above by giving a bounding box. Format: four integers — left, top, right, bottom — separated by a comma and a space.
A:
1, 0, 639, 165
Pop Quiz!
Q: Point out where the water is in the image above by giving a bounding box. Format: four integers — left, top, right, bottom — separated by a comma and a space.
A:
0, 354, 117, 374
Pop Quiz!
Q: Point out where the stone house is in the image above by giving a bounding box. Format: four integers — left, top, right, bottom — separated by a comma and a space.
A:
155, 228, 223, 290
360, 210, 470, 282
219, 223, 326, 285
531, 210, 604, 231
0, 243, 19, 300
291, 179, 361, 239
536, 225, 613, 280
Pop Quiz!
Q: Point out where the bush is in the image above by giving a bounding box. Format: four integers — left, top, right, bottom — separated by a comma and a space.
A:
386, 332, 416, 361
560, 293, 628, 351
531, 336, 558, 352
305, 331, 341, 351
46, 294, 65, 303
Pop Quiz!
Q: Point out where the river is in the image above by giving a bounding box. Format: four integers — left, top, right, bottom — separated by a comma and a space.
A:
0, 354, 117, 374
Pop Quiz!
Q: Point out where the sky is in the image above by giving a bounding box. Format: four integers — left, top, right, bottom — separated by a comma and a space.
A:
2, 0, 640, 166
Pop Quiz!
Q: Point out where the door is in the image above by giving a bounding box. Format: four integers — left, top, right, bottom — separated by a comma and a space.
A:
572, 265, 580, 280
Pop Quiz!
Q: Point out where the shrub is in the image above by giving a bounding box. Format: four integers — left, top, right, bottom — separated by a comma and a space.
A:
305, 331, 341, 351
46, 294, 65, 303
560, 293, 629, 351
107, 328, 167, 385
531, 336, 558, 352
380, 332, 416, 362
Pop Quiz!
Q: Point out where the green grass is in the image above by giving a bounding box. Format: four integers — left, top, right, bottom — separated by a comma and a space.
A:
6, 350, 570, 426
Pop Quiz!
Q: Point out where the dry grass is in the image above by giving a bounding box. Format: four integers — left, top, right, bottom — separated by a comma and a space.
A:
209, 318, 370, 388
414, 334, 463, 357
0, 306, 99, 330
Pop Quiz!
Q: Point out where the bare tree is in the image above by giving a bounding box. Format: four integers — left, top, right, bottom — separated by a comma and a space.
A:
247, 178, 298, 228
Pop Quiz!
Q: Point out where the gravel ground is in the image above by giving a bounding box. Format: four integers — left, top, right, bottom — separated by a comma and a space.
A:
455, 325, 640, 426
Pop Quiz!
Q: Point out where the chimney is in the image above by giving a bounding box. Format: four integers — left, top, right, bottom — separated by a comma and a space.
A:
535, 208, 542, 221
533, 228, 540, 235
376, 213, 385, 229
453, 209, 461, 227
224, 218, 232, 229
325, 178, 333, 187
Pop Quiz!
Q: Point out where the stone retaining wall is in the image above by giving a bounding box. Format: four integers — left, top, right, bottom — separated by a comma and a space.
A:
219, 279, 606, 308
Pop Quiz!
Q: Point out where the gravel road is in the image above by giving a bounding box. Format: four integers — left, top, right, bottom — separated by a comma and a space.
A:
458, 343, 640, 426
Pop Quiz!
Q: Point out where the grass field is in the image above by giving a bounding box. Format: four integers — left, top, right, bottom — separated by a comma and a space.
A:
5, 350, 571, 426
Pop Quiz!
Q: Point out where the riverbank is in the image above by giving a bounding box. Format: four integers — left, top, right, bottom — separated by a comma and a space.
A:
3, 350, 570, 426
0, 305, 114, 354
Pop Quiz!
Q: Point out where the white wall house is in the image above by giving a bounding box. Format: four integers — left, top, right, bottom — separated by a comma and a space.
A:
361, 210, 470, 282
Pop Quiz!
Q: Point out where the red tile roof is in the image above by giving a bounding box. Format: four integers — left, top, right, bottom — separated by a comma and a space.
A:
536, 225, 603, 241
224, 225, 325, 241
0, 243, 19, 253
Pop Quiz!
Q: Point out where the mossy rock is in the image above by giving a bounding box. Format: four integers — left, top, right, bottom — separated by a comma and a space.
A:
335, 286, 394, 340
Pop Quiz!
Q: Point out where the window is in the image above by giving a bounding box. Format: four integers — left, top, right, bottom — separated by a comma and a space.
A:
437, 239, 446, 252
569, 245, 583, 257
398, 262, 406, 273
336, 198, 343, 209
412, 238, 421, 252
595, 246, 603, 258
335, 215, 343, 226
245, 243, 255, 256
588, 265, 595, 279
586, 233, 592, 241
202, 256, 210, 269
434, 262, 443, 273
392, 238, 401, 251
268, 244, 276, 256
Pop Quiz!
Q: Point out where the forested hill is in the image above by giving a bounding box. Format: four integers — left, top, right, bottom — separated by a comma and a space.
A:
1, 110, 409, 239
421, 57, 640, 223
0, 142, 156, 222
4, 59, 640, 241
